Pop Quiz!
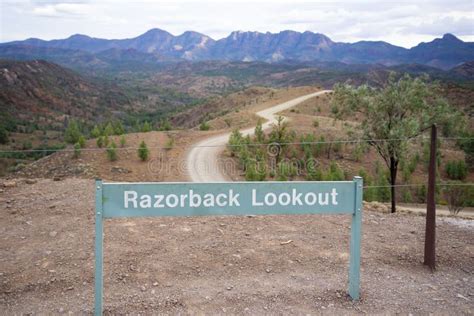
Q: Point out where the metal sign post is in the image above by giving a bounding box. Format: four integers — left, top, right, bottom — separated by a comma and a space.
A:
94, 177, 363, 315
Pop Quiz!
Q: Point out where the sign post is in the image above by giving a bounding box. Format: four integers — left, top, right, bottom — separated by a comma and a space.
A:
94, 177, 363, 315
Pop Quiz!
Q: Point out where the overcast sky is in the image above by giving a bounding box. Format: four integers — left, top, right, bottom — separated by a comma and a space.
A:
1, 0, 473, 48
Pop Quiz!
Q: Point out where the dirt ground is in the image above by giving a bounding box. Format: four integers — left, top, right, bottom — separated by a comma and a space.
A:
1, 178, 473, 314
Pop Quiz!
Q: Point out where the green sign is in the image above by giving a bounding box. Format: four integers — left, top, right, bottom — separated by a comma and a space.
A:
94, 178, 363, 315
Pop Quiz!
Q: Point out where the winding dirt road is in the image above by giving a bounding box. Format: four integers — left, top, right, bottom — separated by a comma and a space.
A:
186, 90, 331, 182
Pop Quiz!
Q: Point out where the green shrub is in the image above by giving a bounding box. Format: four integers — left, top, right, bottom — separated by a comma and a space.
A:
313, 120, 319, 128
73, 143, 81, 158
142, 121, 152, 133
199, 121, 210, 131
276, 161, 297, 181
64, 120, 81, 144
445, 160, 468, 180
91, 125, 101, 138
120, 135, 126, 148
106, 142, 117, 161
104, 122, 115, 137
165, 137, 174, 150
78, 135, 86, 148
138, 140, 149, 161
96, 136, 104, 148
159, 119, 172, 131
443, 181, 473, 214
114, 121, 125, 135
0, 126, 8, 144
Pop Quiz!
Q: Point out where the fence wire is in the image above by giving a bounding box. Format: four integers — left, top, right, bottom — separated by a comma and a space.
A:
0, 136, 472, 154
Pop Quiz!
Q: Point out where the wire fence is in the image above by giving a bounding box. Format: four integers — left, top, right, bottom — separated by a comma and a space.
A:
0, 136, 472, 154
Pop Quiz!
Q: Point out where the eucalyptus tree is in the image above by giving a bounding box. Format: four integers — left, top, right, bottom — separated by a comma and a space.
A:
331, 73, 461, 213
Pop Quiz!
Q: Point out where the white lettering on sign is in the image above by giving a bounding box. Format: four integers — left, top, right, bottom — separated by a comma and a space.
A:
123, 188, 339, 209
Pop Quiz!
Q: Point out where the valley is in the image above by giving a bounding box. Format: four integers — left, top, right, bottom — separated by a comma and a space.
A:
0, 24, 473, 315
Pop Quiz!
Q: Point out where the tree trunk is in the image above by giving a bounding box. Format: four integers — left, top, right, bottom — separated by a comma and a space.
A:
390, 157, 398, 213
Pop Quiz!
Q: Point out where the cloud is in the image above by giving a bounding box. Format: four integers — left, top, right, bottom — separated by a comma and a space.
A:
31, 3, 90, 17
1, 0, 473, 47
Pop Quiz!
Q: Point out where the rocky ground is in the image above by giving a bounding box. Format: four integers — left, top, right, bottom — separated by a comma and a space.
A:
0, 178, 473, 314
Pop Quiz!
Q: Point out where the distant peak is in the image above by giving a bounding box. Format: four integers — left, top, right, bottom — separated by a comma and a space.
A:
68, 34, 90, 40
442, 33, 461, 41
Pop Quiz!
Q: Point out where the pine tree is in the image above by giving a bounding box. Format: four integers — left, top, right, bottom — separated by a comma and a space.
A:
138, 141, 149, 161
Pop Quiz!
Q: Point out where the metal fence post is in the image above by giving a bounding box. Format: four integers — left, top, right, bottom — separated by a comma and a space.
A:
348, 176, 363, 300
94, 179, 104, 316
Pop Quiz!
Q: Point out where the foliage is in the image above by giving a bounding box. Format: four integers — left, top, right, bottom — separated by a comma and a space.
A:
103, 122, 115, 137
332, 73, 460, 213
445, 160, 468, 180
142, 121, 152, 133
120, 135, 126, 148
91, 125, 101, 138
96, 136, 104, 148
165, 137, 175, 150
114, 121, 125, 135
159, 119, 172, 131
199, 121, 210, 131
73, 143, 81, 158
443, 181, 473, 214
0, 125, 8, 144
138, 140, 149, 161
64, 120, 82, 144
254, 119, 265, 143
106, 141, 118, 161
276, 161, 297, 181
78, 135, 86, 148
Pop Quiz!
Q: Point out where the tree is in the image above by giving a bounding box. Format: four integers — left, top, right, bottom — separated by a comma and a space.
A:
78, 135, 86, 148
268, 116, 293, 163
159, 119, 172, 131
142, 121, 152, 133
120, 135, 126, 148
91, 125, 101, 138
0, 125, 8, 144
138, 140, 149, 161
443, 182, 471, 215
114, 121, 125, 135
199, 121, 210, 131
103, 122, 115, 137
64, 120, 81, 144
73, 143, 81, 158
254, 119, 265, 143
332, 73, 459, 213
106, 142, 118, 161
96, 136, 104, 148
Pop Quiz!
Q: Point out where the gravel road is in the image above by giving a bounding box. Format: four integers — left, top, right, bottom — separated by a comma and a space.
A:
186, 90, 331, 182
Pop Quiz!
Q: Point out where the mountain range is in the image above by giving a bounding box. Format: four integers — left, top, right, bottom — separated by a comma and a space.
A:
2, 29, 473, 70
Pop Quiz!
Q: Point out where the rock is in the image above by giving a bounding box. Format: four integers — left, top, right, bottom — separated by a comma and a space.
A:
49, 231, 58, 237
3, 181, 16, 188
226, 286, 233, 290
457, 293, 470, 301
265, 268, 272, 273
25, 179, 37, 184
153, 282, 159, 286
140, 286, 146, 292
111, 166, 131, 174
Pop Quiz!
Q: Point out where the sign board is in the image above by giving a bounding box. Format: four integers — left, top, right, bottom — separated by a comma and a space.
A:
94, 178, 363, 315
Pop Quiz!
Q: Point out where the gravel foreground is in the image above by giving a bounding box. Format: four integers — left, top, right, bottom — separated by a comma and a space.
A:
0, 178, 473, 314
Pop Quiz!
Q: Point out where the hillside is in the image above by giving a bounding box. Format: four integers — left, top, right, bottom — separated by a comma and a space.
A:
0, 59, 134, 130
2, 30, 473, 69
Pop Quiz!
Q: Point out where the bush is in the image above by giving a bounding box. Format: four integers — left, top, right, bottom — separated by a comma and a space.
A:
0, 126, 8, 144
73, 143, 81, 158
165, 137, 174, 150
64, 120, 81, 144
78, 135, 86, 148
276, 161, 297, 181
104, 122, 115, 136
91, 125, 101, 138
96, 136, 104, 148
445, 160, 468, 180
106, 142, 117, 161
142, 121, 152, 133
443, 181, 471, 215
313, 120, 319, 128
120, 135, 126, 148
199, 121, 210, 131
159, 119, 172, 131
138, 140, 149, 161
